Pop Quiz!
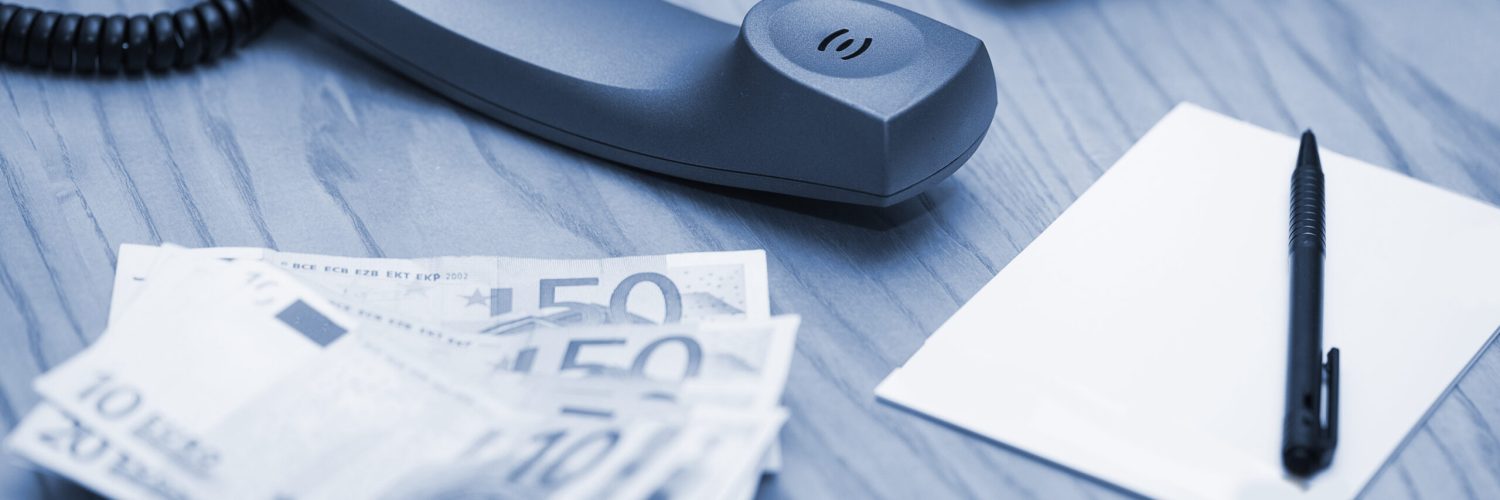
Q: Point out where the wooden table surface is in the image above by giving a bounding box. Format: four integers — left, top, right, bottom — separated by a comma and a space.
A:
2, 0, 1497, 498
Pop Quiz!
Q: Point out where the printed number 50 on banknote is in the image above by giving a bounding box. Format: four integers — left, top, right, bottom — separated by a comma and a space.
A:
117, 245, 770, 333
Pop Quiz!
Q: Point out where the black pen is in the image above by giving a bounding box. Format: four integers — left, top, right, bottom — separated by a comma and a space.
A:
1282, 130, 1341, 478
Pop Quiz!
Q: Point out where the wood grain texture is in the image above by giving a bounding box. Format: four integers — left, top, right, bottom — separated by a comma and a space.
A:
1, 0, 1497, 498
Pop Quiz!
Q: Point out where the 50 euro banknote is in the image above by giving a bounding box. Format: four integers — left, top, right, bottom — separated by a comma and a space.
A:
112, 244, 769, 332
111, 243, 788, 472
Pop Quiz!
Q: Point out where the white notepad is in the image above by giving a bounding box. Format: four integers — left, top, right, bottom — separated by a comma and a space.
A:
876, 103, 1500, 499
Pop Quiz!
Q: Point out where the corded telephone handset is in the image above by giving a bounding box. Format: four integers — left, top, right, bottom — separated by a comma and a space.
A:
1, 0, 995, 206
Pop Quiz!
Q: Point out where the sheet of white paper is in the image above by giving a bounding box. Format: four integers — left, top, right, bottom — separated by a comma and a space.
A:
875, 103, 1500, 500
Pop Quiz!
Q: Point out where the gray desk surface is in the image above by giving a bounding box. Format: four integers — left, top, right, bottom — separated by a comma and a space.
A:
2, 0, 1497, 498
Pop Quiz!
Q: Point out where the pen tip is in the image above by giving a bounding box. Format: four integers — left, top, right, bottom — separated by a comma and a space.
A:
1298, 130, 1320, 166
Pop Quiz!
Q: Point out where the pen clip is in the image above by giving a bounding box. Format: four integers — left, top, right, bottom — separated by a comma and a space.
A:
1320, 347, 1340, 465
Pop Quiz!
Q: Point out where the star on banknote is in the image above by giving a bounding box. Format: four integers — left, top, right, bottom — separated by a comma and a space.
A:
461, 288, 489, 307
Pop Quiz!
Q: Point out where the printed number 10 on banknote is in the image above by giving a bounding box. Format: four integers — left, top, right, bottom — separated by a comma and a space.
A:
155, 247, 772, 333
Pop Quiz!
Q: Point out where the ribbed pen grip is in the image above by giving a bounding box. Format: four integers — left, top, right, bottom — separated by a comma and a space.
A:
1289, 165, 1325, 252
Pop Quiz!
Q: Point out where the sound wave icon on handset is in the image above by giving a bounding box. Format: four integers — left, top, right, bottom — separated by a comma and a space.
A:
818, 29, 873, 60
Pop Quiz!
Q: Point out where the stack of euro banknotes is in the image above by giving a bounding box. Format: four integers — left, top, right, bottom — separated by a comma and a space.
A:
3, 244, 798, 500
